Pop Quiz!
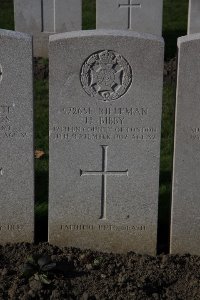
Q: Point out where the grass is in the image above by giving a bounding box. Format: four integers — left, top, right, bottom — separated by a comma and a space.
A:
34, 79, 49, 241
158, 83, 175, 252
163, 0, 188, 59
0, 0, 188, 250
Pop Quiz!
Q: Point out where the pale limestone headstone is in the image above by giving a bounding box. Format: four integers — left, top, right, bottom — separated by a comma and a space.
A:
171, 34, 200, 255
49, 30, 164, 255
188, 0, 200, 34
96, 0, 163, 36
0, 29, 34, 243
14, 0, 82, 57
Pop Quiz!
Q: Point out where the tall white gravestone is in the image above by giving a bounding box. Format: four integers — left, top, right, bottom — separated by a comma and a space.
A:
0, 29, 34, 243
14, 0, 82, 57
188, 0, 200, 34
96, 0, 163, 36
171, 34, 200, 255
49, 30, 164, 254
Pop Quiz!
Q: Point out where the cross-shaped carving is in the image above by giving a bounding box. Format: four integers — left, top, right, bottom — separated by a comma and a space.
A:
119, 0, 141, 29
41, 0, 56, 33
80, 145, 128, 220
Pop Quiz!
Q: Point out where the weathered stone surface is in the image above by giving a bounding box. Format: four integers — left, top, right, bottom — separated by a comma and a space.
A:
188, 0, 200, 34
0, 29, 34, 243
96, 0, 163, 36
171, 34, 200, 255
49, 30, 164, 254
14, 0, 82, 57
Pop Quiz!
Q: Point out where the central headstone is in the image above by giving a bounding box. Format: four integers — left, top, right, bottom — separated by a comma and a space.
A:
49, 30, 164, 254
0, 29, 34, 243
96, 0, 163, 36
14, 0, 82, 57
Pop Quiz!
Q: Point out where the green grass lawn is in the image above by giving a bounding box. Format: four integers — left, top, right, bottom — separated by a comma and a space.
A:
0, 0, 188, 250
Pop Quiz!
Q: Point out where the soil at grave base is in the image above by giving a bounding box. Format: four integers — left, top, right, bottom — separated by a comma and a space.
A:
34, 57, 177, 85
0, 243, 200, 300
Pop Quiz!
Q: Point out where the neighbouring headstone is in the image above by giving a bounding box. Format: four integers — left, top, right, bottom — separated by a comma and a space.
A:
0, 29, 34, 243
49, 30, 164, 254
171, 34, 200, 255
188, 0, 200, 34
14, 0, 82, 57
96, 0, 163, 36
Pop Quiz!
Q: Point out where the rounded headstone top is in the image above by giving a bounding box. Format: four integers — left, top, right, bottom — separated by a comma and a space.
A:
49, 30, 164, 44
178, 33, 200, 48
0, 29, 31, 41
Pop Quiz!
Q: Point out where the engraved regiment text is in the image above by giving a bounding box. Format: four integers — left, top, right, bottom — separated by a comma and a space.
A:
51, 106, 158, 142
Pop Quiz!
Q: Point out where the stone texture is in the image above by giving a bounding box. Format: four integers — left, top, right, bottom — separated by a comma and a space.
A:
170, 34, 200, 255
96, 0, 163, 36
188, 0, 200, 34
0, 29, 34, 243
49, 30, 164, 254
14, 0, 82, 57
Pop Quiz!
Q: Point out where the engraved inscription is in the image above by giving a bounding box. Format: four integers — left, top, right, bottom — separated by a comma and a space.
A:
50, 105, 158, 141
63, 106, 148, 116
52, 126, 157, 141
191, 127, 200, 140
119, 0, 141, 30
81, 50, 132, 101
60, 224, 146, 231
80, 145, 128, 220
0, 168, 3, 176
0, 64, 2, 83
0, 224, 23, 231
0, 105, 29, 139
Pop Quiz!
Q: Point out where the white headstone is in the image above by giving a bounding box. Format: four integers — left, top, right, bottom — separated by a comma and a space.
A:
14, 0, 82, 57
171, 34, 200, 255
96, 0, 163, 36
48, 30, 164, 254
0, 29, 34, 243
188, 0, 200, 34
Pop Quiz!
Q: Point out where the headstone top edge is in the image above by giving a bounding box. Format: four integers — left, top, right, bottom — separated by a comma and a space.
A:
49, 30, 164, 44
178, 33, 200, 48
0, 29, 32, 41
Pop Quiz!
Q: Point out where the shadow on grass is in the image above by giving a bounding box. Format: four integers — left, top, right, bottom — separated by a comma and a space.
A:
35, 167, 48, 243
163, 30, 187, 60
157, 170, 172, 254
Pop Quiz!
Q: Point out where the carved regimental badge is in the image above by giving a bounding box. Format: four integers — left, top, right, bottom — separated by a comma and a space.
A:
80, 50, 132, 101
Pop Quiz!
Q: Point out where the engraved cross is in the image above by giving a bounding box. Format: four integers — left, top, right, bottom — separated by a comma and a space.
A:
41, 0, 56, 32
119, 0, 141, 29
80, 145, 128, 220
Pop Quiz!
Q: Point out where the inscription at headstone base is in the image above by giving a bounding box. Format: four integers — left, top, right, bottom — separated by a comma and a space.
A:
0, 29, 34, 244
14, 0, 82, 57
49, 30, 164, 254
171, 34, 200, 255
187, 0, 200, 34
96, 0, 163, 36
